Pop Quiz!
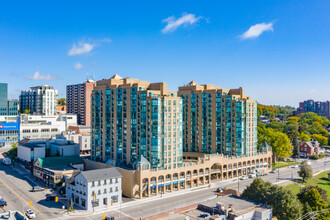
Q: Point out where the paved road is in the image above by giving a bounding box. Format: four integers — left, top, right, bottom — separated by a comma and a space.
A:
70, 158, 330, 220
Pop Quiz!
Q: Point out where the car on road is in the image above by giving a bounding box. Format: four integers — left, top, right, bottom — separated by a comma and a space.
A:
0, 199, 7, 207
216, 187, 224, 192
240, 175, 248, 180
105, 217, 115, 220
291, 165, 299, 168
32, 186, 45, 192
200, 213, 210, 218
249, 173, 256, 178
45, 194, 56, 201
25, 209, 36, 219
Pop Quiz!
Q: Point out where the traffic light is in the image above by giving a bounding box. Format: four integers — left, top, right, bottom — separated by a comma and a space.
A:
55, 197, 58, 202
29, 201, 32, 206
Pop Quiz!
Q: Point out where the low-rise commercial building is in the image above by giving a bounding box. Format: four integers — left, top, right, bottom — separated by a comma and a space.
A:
0, 121, 20, 147
17, 139, 46, 163
33, 155, 84, 188
19, 114, 77, 140
66, 168, 122, 210
49, 139, 80, 157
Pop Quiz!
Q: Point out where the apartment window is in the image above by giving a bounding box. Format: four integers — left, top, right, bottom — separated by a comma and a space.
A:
92, 181, 95, 187
104, 180, 107, 185
115, 178, 118, 183
98, 180, 101, 186
92, 191, 95, 196
98, 190, 101, 195
110, 188, 113, 193
115, 186, 118, 192
104, 188, 107, 194
110, 179, 113, 184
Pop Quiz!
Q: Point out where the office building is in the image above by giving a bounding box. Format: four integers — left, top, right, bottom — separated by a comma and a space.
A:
67, 80, 95, 125
0, 83, 8, 116
19, 114, 77, 140
0, 83, 18, 115
178, 82, 257, 156
58, 126, 91, 155
91, 74, 183, 170
0, 121, 20, 147
7, 100, 18, 115
66, 168, 122, 210
297, 99, 330, 117
19, 85, 58, 116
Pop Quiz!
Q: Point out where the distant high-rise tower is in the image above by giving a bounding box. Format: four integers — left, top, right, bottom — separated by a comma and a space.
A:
20, 85, 58, 116
0, 83, 8, 116
91, 74, 183, 169
0, 83, 18, 115
66, 80, 96, 126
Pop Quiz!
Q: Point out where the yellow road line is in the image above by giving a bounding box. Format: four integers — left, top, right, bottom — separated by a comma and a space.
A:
0, 178, 42, 215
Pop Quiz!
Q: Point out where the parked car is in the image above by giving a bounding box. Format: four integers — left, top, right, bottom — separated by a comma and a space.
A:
45, 194, 55, 201
270, 169, 279, 173
25, 209, 36, 219
240, 175, 248, 180
0, 199, 7, 207
105, 217, 115, 220
249, 173, 256, 178
200, 213, 210, 218
291, 165, 299, 168
216, 187, 224, 192
32, 186, 45, 192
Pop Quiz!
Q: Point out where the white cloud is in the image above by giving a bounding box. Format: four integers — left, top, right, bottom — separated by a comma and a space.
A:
73, 62, 83, 70
309, 89, 317, 94
101, 38, 112, 42
240, 22, 274, 39
68, 42, 94, 56
161, 13, 202, 34
26, 71, 59, 81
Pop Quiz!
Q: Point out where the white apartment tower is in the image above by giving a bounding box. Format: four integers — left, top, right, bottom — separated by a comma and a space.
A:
20, 85, 58, 116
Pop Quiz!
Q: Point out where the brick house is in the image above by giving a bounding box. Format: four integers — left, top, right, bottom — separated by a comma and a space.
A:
299, 140, 320, 158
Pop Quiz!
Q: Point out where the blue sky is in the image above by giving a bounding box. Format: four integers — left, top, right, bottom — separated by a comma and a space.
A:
1, 0, 330, 106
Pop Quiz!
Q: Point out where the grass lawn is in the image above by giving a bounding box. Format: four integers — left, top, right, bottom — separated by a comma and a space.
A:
284, 171, 330, 198
272, 161, 299, 169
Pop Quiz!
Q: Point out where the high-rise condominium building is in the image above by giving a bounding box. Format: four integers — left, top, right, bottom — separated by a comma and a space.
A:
66, 80, 95, 126
91, 74, 183, 169
297, 99, 330, 117
20, 85, 58, 116
178, 81, 257, 156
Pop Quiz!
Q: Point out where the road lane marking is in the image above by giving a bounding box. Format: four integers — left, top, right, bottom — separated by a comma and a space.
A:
0, 178, 42, 215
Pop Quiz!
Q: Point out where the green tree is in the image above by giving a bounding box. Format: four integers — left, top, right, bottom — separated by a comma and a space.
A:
23, 109, 30, 114
298, 160, 313, 182
299, 188, 327, 213
270, 131, 293, 159
299, 132, 310, 142
298, 185, 328, 203
292, 133, 300, 159
311, 134, 328, 146
57, 98, 66, 106
242, 178, 302, 220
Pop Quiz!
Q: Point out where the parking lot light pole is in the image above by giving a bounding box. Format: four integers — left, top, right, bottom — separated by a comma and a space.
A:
237, 177, 239, 192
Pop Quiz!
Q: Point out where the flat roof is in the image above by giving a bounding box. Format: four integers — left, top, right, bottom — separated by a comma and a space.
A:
199, 195, 270, 216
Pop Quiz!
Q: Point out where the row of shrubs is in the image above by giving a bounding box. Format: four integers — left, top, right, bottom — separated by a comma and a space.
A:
310, 153, 325, 160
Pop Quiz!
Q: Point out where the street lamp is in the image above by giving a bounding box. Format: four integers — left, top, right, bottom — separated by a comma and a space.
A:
237, 176, 240, 192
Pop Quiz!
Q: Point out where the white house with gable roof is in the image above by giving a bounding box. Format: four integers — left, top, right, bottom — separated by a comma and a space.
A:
66, 168, 122, 210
